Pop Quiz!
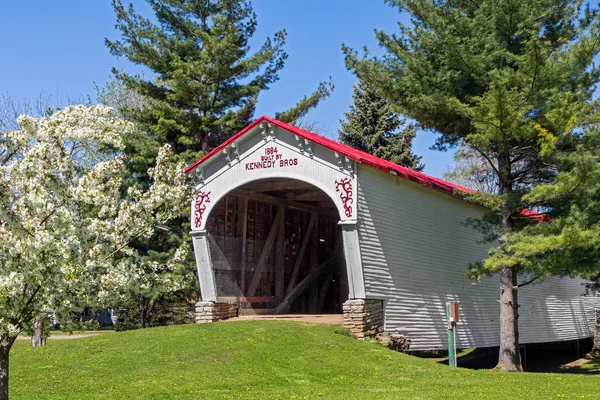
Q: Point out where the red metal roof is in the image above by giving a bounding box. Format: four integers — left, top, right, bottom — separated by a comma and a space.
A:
185, 116, 547, 222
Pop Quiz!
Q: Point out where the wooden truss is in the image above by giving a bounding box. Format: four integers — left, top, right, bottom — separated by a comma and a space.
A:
209, 179, 346, 314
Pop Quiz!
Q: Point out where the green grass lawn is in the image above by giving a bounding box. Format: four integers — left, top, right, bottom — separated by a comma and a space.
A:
9, 321, 600, 399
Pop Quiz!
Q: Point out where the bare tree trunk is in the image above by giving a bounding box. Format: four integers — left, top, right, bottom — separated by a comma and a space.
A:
497, 155, 523, 371
146, 300, 155, 328
0, 335, 16, 400
138, 298, 155, 329
30, 316, 46, 348
498, 264, 522, 371
139, 299, 147, 329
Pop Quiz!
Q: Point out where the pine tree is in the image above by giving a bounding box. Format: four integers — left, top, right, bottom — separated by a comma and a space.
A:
345, 0, 600, 371
96, 77, 196, 330
106, 0, 332, 165
488, 125, 600, 287
104, 0, 333, 328
339, 79, 423, 171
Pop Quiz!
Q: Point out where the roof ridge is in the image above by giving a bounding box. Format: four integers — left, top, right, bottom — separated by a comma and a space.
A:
184, 115, 547, 222
185, 115, 473, 195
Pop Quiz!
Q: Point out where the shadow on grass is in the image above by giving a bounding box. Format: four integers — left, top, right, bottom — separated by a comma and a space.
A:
420, 344, 600, 375
435, 348, 498, 369
559, 358, 600, 375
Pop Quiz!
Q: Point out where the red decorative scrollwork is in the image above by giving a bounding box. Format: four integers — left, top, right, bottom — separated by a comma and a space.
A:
335, 178, 353, 218
194, 191, 211, 228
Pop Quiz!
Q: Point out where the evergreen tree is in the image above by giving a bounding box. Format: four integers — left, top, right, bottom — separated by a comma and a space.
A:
345, 0, 600, 371
488, 124, 600, 288
95, 78, 160, 189
104, 0, 333, 329
339, 79, 423, 170
96, 78, 197, 330
106, 0, 333, 165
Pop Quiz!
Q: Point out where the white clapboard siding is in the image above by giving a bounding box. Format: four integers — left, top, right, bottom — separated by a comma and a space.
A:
357, 165, 600, 351
193, 125, 356, 231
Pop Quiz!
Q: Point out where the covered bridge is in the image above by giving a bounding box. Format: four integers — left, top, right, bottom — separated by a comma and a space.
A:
186, 116, 600, 351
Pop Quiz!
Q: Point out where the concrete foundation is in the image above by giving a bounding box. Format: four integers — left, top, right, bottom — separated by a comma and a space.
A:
195, 301, 238, 323
343, 299, 384, 339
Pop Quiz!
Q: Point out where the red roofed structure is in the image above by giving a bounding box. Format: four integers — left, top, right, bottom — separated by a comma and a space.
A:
186, 116, 547, 222
186, 116, 597, 350
186, 115, 470, 196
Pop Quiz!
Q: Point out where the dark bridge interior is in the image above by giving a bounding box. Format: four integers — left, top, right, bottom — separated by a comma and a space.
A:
205, 178, 347, 315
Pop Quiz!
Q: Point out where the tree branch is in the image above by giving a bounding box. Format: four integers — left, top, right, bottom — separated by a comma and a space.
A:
473, 146, 501, 177
517, 275, 540, 288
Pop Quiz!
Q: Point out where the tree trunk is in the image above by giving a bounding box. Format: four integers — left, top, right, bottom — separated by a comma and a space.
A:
139, 299, 147, 329
146, 301, 155, 328
30, 317, 46, 348
139, 298, 155, 329
0, 335, 16, 400
498, 264, 522, 371
497, 154, 523, 371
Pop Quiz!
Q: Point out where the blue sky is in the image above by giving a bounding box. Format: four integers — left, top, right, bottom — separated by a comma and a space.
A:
0, 0, 454, 177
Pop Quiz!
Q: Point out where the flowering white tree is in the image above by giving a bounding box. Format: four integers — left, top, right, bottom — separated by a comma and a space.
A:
0, 105, 192, 399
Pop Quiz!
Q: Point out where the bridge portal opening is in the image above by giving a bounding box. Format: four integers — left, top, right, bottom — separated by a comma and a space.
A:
204, 178, 347, 315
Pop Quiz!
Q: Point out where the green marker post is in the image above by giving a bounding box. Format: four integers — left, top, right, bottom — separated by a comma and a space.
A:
446, 302, 457, 367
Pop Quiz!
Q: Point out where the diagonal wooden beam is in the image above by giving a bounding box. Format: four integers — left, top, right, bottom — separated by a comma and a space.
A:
275, 241, 341, 315
286, 213, 317, 295
246, 208, 283, 297
275, 264, 328, 315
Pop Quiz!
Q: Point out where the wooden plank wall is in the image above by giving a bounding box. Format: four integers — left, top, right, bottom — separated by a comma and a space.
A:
206, 194, 346, 313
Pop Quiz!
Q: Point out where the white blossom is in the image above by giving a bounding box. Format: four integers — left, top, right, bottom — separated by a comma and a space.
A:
0, 105, 193, 337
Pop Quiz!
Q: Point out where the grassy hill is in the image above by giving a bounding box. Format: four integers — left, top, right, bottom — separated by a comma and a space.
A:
9, 321, 600, 399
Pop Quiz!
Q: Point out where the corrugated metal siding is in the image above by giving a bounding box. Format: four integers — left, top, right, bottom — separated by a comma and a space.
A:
357, 165, 600, 350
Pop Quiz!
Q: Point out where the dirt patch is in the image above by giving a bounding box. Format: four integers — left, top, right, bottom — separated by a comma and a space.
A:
561, 357, 591, 369
17, 333, 99, 341
559, 356, 600, 374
